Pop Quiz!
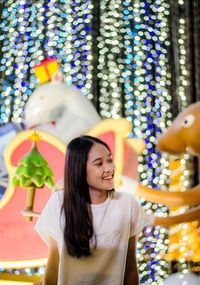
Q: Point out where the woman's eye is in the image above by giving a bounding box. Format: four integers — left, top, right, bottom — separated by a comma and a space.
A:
95, 163, 102, 166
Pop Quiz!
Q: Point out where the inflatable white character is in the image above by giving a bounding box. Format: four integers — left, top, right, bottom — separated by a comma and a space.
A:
24, 72, 101, 144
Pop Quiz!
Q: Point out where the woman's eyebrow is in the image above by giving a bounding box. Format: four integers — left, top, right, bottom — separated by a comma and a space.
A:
92, 157, 102, 163
92, 154, 112, 163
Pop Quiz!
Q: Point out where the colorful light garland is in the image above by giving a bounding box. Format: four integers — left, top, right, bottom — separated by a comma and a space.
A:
60, 0, 94, 99
0, 0, 94, 126
122, 0, 171, 283
97, 0, 124, 119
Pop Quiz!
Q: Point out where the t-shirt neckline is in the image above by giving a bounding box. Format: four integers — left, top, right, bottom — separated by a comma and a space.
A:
90, 191, 113, 209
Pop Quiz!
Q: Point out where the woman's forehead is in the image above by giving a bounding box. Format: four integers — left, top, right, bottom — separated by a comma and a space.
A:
88, 143, 111, 159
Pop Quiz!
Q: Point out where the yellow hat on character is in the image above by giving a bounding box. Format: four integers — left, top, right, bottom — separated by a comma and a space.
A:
34, 57, 60, 84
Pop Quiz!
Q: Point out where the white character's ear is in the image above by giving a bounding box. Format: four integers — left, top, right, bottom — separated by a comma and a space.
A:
52, 71, 63, 84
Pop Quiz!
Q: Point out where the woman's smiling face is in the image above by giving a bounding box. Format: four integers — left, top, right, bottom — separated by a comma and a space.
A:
86, 143, 115, 194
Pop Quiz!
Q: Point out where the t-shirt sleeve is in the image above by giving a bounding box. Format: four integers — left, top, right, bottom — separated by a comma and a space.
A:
34, 191, 62, 245
130, 195, 154, 237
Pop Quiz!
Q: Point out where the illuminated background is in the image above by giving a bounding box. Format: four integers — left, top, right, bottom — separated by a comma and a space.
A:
0, 0, 200, 284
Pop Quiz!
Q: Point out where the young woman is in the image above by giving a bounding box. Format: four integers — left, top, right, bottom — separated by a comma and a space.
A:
34, 135, 153, 285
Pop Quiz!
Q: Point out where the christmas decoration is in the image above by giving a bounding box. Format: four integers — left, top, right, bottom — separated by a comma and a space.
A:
12, 132, 54, 221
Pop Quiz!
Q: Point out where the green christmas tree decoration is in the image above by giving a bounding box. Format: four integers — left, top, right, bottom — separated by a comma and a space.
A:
12, 132, 55, 221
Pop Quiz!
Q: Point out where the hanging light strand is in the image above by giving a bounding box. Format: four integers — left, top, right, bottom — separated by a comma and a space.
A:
124, 0, 172, 284
97, 0, 124, 119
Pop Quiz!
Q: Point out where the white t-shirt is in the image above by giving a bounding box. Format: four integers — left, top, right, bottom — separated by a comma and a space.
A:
34, 190, 153, 285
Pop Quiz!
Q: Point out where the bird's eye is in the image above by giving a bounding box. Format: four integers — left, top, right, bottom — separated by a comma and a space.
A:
182, 114, 195, 128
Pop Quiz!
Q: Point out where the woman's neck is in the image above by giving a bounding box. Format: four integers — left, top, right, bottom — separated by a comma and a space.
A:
89, 190, 108, 204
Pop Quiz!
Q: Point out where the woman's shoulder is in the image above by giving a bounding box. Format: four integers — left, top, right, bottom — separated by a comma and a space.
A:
54, 179, 64, 192
45, 187, 64, 210
113, 190, 138, 204
54, 188, 64, 198
52, 180, 64, 197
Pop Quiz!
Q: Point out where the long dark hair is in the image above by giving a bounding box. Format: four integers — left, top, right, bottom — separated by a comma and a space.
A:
62, 135, 111, 258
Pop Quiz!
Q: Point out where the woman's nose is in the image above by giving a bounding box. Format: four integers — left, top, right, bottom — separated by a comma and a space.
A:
104, 163, 115, 173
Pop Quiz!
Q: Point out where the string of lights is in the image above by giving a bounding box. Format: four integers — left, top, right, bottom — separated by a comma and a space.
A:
61, 0, 94, 99
1, 0, 20, 124
97, 0, 124, 119
0, 0, 94, 126
127, 0, 171, 283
